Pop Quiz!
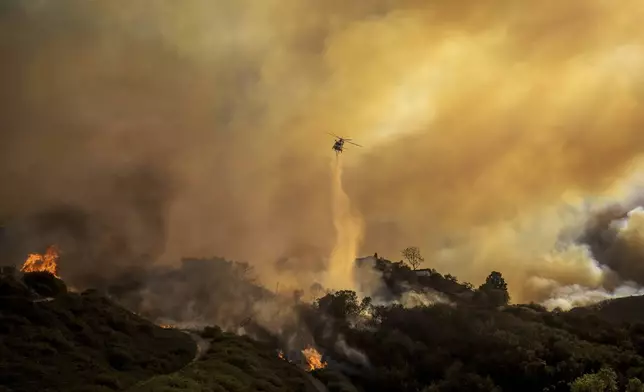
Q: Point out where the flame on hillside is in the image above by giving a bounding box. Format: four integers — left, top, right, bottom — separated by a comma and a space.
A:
20, 245, 60, 278
159, 324, 175, 329
277, 350, 286, 360
302, 346, 327, 371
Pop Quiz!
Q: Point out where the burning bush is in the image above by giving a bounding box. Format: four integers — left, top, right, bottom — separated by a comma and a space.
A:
301, 346, 327, 371
20, 246, 60, 278
22, 271, 67, 297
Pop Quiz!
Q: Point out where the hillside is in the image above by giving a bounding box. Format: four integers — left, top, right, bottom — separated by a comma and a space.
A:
0, 271, 196, 392
6, 257, 644, 391
570, 295, 644, 324
100, 255, 644, 391
128, 327, 321, 392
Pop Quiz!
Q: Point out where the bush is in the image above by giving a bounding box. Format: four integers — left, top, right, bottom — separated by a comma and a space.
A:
0, 275, 32, 297
570, 367, 618, 392
201, 326, 222, 339
22, 272, 67, 297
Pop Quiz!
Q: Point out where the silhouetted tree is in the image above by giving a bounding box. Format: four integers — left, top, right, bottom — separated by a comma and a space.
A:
477, 271, 510, 306
360, 297, 372, 314
401, 247, 424, 270
316, 290, 360, 320
480, 271, 507, 291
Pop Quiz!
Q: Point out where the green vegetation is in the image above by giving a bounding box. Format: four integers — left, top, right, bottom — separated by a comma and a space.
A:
570, 367, 618, 392
6, 253, 644, 392
129, 328, 318, 392
0, 272, 195, 392
302, 262, 644, 391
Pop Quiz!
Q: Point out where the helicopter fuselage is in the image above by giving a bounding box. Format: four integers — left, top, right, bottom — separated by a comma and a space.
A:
332, 139, 344, 153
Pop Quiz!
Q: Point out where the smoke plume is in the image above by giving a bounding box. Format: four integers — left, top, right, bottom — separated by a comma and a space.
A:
2, 0, 644, 306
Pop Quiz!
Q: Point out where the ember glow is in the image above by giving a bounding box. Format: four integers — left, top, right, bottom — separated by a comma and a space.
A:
277, 350, 286, 360
301, 346, 327, 371
158, 324, 175, 329
20, 245, 60, 278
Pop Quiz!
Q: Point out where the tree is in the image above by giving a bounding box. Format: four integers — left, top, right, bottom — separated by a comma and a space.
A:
316, 290, 360, 320
445, 274, 458, 283
570, 367, 618, 392
626, 378, 644, 392
401, 247, 424, 270
360, 297, 372, 314
628, 378, 644, 392
480, 271, 507, 291
477, 271, 510, 306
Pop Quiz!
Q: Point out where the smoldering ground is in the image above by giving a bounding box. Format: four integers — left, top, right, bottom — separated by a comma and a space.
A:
3, 0, 644, 308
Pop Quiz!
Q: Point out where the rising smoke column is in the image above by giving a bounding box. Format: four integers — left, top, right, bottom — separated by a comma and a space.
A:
324, 155, 363, 291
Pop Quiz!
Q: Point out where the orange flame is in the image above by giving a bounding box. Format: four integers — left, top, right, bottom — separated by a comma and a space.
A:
20, 245, 60, 278
277, 350, 286, 360
301, 346, 327, 371
159, 324, 175, 329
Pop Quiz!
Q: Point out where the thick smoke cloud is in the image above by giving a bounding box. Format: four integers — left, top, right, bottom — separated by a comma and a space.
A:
580, 205, 644, 286
2, 0, 644, 304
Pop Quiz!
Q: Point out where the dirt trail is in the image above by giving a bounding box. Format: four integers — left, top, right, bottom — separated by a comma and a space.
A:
185, 331, 210, 363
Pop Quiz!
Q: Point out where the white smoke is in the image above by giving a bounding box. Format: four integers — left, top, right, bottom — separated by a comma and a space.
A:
541, 281, 644, 311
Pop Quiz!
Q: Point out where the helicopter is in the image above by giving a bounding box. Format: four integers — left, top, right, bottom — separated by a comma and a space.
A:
328, 133, 362, 155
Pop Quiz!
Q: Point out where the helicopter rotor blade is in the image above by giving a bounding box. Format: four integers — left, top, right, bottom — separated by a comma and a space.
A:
327, 132, 342, 139
346, 140, 362, 147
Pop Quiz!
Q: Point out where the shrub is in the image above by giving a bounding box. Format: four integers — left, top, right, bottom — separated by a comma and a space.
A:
22, 272, 67, 297
201, 326, 223, 339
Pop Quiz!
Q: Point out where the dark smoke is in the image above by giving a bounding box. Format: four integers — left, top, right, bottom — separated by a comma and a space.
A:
0, 166, 174, 287
579, 203, 644, 286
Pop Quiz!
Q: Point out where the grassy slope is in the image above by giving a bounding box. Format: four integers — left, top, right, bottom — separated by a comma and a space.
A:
0, 274, 196, 392
129, 329, 319, 392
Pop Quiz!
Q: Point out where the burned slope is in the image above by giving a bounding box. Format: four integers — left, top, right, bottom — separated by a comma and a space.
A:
0, 272, 195, 392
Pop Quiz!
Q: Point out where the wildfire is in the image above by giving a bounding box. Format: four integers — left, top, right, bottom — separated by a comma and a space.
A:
277, 350, 286, 360
301, 346, 327, 371
20, 245, 60, 278
159, 324, 175, 329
